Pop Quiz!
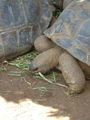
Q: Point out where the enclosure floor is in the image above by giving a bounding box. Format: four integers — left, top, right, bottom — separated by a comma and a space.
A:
0, 65, 90, 120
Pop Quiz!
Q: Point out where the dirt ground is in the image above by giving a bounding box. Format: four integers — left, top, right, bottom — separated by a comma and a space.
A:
0, 64, 90, 120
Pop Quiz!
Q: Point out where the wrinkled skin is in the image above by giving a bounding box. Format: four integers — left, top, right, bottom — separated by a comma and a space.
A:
29, 36, 89, 94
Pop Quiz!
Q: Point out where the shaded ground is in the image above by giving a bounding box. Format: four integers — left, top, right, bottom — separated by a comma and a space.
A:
0, 64, 90, 120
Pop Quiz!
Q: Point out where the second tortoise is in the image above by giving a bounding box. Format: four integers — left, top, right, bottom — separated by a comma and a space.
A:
29, 0, 90, 94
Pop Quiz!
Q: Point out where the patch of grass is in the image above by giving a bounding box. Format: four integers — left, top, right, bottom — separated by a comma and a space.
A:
9, 50, 39, 71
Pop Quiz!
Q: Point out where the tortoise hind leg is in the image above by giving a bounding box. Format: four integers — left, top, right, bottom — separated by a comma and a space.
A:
59, 52, 86, 94
34, 35, 55, 52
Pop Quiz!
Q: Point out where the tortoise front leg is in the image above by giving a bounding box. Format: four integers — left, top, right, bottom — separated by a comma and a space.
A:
59, 52, 86, 94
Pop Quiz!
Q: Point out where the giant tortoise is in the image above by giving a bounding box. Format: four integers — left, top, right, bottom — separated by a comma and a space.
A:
29, 0, 90, 94
0, 0, 53, 61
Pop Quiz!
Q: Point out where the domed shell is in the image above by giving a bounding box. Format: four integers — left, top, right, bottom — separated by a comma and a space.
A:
44, 0, 90, 66
0, 0, 52, 60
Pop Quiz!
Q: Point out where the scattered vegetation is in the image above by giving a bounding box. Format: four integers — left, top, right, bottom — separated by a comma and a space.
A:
34, 72, 67, 88
9, 50, 39, 71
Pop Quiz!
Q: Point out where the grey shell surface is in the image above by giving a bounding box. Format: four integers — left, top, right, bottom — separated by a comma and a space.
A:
63, 0, 74, 9
0, 0, 52, 60
45, 0, 90, 66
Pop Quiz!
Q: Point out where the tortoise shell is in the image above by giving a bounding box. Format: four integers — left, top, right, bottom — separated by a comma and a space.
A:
44, 0, 90, 66
0, 0, 52, 60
